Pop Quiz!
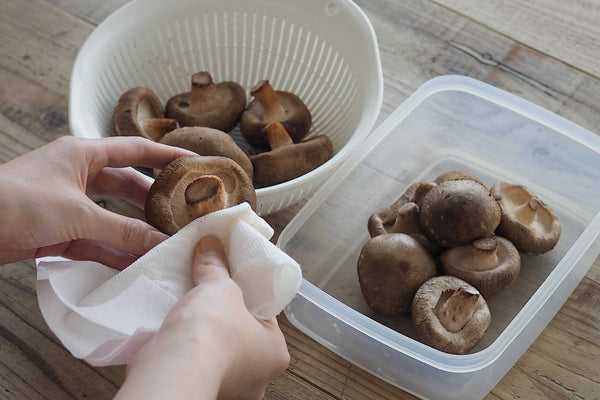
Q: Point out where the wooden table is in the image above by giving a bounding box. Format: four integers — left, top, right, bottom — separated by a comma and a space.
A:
1, 0, 599, 398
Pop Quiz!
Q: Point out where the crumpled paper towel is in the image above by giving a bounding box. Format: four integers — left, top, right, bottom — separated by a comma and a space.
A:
36, 203, 302, 366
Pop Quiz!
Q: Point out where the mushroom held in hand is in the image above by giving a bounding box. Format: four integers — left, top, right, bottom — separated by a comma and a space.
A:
240, 80, 312, 148
159, 126, 253, 180
165, 71, 246, 132
113, 87, 179, 141
440, 236, 521, 298
491, 182, 561, 254
145, 156, 256, 235
357, 233, 437, 315
419, 179, 501, 247
250, 121, 333, 187
412, 276, 491, 354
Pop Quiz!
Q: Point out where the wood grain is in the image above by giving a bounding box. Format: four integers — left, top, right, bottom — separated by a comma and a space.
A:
432, 0, 600, 78
0, 0, 599, 399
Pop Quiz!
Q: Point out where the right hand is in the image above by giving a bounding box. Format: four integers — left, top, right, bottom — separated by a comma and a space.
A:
116, 236, 290, 400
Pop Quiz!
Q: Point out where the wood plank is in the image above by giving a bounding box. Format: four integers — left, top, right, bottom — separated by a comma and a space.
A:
0, 0, 90, 156
45, 0, 128, 25
355, 0, 600, 135
432, 0, 600, 79
0, 0, 89, 94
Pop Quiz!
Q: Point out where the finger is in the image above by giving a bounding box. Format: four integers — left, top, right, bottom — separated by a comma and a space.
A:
89, 137, 197, 170
82, 206, 169, 256
36, 240, 137, 271
88, 166, 151, 209
192, 236, 231, 285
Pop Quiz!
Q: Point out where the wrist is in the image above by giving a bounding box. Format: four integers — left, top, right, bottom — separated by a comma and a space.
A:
116, 328, 228, 400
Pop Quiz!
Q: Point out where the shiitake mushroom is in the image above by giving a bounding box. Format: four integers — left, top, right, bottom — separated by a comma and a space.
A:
358, 170, 561, 354
419, 179, 501, 248
240, 80, 312, 148
165, 71, 246, 132
113, 87, 179, 141
145, 156, 256, 235
357, 233, 437, 315
159, 126, 253, 180
249, 121, 332, 187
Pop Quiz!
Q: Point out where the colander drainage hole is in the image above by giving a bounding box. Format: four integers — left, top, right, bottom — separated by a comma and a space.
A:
326, 1, 341, 16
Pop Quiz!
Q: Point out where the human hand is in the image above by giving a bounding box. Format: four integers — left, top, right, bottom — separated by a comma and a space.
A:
0, 136, 195, 269
116, 236, 290, 400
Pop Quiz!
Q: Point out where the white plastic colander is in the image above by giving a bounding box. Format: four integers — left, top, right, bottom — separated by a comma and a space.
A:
69, 0, 383, 215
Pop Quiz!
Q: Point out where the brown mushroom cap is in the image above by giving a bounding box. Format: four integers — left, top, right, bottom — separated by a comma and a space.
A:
240, 80, 312, 148
145, 155, 256, 235
165, 71, 246, 132
249, 121, 332, 187
113, 87, 179, 141
434, 170, 487, 189
419, 180, 501, 247
412, 276, 491, 354
490, 182, 561, 254
439, 236, 521, 298
159, 126, 253, 180
357, 233, 438, 315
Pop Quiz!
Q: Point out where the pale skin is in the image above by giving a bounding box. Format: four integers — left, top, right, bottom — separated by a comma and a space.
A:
0, 136, 290, 399
116, 236, 290, 400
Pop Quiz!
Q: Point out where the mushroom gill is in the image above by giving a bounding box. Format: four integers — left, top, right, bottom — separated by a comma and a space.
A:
412, 276, 491, 354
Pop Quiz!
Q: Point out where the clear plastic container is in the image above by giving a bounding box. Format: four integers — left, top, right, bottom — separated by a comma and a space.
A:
279, 75, 600, 400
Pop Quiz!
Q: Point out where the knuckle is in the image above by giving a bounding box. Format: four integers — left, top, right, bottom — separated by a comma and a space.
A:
120, 218, 142, 244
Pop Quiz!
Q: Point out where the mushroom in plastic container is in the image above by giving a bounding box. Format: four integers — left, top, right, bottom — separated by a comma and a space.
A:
412, 276, 491, 354
113, 87, 179, 141
433, 169, 488, 188
367, 181, 439, 255
357, 233, 437, 315
159, 126, 253, 180
491, 182, 561, 254
240, 80, 312, 148
419, 179, 501, 247
439, 236, 521, 298
249, 121, 333, 187
145, 155, 256, 235
165, 71, 246, 132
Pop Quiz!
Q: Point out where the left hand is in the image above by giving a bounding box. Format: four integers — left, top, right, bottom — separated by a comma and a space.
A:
0, 135, 195, 269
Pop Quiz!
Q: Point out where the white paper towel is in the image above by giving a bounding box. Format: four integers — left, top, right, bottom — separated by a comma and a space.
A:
36, 203, 302, 366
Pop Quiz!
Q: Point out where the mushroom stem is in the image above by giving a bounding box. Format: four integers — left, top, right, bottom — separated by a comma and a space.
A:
190, 71, 220, 108
436, 286, 480, 332
263, 121, 294, 150
141, 118, 179, 142
513, 197, 541, 224
461, 237, 500, 272
185, 175, 226, 219
251, 80, 285, 120
388, 202, 421, 234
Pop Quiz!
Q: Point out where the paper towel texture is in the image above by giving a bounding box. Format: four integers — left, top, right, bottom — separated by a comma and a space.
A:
36, 203, 302, 366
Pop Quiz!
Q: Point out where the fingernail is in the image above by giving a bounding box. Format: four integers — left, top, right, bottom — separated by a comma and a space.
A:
197, 235, 222, 254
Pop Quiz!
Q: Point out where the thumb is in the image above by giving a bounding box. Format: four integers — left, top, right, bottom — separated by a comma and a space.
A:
192, 235, 231, 285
